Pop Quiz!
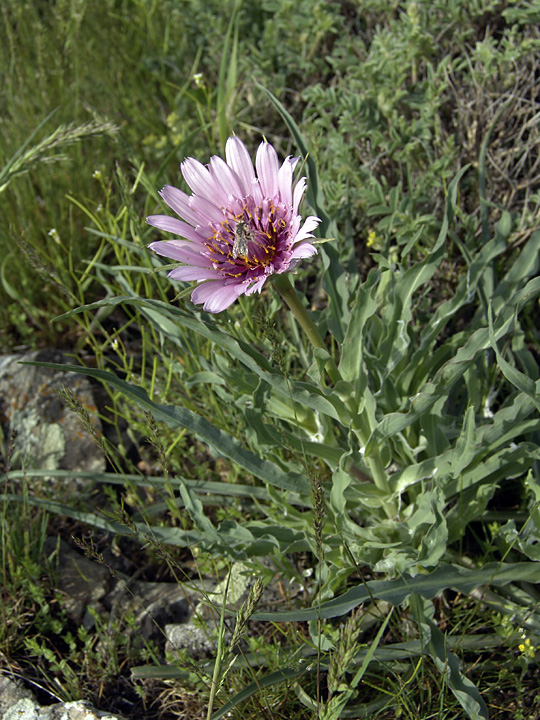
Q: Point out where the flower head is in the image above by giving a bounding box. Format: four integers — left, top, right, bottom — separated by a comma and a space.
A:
146, 137, 320, 312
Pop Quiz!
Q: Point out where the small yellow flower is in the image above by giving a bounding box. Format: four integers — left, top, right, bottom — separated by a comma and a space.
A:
366, 230, 382, 249
518, 636, 535, 659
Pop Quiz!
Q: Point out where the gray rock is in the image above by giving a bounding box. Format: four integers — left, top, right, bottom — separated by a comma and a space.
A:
163, 561, 305, 658
2, 697, 38, 720
0, 676, 35, 716
44, 538, 110, 625
107, 578, 195, 642
164, 562, 252, 657
165, 621, 218, 656
0, 350, 105, 484
2, 698, 125, 720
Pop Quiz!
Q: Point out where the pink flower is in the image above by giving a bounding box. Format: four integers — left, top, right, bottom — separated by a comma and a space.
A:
146, 137, 320, 313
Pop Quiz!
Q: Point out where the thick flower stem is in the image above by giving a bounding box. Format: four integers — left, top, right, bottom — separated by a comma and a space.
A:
273, 274, 395, 514
273, 274, 342, 385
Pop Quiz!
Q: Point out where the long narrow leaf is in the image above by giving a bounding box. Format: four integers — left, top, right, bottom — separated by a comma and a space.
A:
2, 469, 273, 500
22, 361, 309, 495
252, 561, 540, 621
378, 166, 469, 370
211, 667, 307, 720
55, 296, 350, 424
367, 276, 540, 453
208, 632, 506, 719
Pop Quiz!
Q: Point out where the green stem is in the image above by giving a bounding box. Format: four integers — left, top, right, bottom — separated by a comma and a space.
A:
206, 572, 231, 720
273, 273, 342, 385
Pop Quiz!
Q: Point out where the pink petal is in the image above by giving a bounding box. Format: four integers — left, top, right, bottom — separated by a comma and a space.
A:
293, 216, 321, 244
149, 241, 214, 266
249, 178, 263, 206
209, 155, 244, 199
146, 215, 205, 243
190, 279, 247, 313
159, 185, 202, 227
292, 177, 307, 213
277, 157, 294, 207
256, 142, 279, 199
189, 195, 225, 224
244, 275, 269, 295
288, 242, 318, 260
181, 157, 229, 207
168, 266, 222, 281
225, 137, 256, 196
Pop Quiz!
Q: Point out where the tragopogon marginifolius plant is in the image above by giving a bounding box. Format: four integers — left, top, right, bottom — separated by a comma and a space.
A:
14, 124, 540, 720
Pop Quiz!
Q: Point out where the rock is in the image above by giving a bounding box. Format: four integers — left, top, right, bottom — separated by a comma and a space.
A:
0, 676, 35, 715
106, 578, 195, 643
2, 698, 125, 720
0, 350, 105, 484
2, 697, 39, 720
0, 678, 126, 719
43, 538, 110, 626
165, 621, 217, 656
164, 562, 253, 657
163, 561, 305, 659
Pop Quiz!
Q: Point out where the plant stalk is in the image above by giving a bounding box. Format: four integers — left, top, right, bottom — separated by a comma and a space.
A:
273, 273, 341, 385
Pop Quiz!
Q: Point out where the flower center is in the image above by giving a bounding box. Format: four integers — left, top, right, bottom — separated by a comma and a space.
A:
204, 201, 288, 278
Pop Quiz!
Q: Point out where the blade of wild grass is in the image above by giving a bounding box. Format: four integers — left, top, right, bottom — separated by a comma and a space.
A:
2, 469, 274, 501
2, 493, 309, 558
20, 361, 310, 496
206, 570, 231, 720
477, 97, 515, 247
216, 0, 241, 150
1, 493, 135, 537
210, 667, 307, 720
0, 492, 216, 550
0, 109, 58, 192
0, 114, 118, 194
54, 296, 351, 425
320, 609, 394, 720
204, 631, 506, 720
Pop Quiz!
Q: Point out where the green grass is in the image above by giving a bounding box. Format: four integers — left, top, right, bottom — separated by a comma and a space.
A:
1, 1, 540, 719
